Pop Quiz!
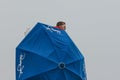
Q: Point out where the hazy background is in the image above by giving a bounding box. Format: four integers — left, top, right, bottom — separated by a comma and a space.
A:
0, 0, 120, 80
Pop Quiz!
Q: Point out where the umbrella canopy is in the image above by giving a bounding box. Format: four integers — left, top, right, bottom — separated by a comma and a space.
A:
16, 22, 87, 80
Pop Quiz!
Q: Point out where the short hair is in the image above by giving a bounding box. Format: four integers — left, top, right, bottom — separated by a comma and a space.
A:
56, 21, 66, 26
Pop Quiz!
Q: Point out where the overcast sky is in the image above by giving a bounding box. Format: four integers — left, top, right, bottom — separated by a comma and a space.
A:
0, 0, 120, 80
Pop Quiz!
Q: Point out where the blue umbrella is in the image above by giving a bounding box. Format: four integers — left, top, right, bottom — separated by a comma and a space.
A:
16, 22, 87, 80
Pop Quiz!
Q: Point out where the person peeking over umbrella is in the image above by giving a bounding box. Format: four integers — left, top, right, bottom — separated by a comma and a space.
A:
55, 21, 66, 30
24, 21, 66, 36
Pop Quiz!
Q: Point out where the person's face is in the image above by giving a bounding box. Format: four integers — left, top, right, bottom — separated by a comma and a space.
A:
60, 24, 66, 30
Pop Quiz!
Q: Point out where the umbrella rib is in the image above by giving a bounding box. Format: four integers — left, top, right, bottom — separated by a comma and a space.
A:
17, 47, 58, 64
66, 59, 81, 65
63, 70, 67, 80
65, 68, 83, 80
44, 29, 61, 62
25, 67, 58, 80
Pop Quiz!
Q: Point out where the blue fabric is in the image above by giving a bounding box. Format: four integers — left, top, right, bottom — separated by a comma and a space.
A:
16, 22, 87, 80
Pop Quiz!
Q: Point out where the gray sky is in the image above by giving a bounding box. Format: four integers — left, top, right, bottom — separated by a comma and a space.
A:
0, 0, 120, 80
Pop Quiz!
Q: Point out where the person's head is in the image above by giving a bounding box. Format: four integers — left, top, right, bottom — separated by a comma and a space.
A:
56, 21, 66, 30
